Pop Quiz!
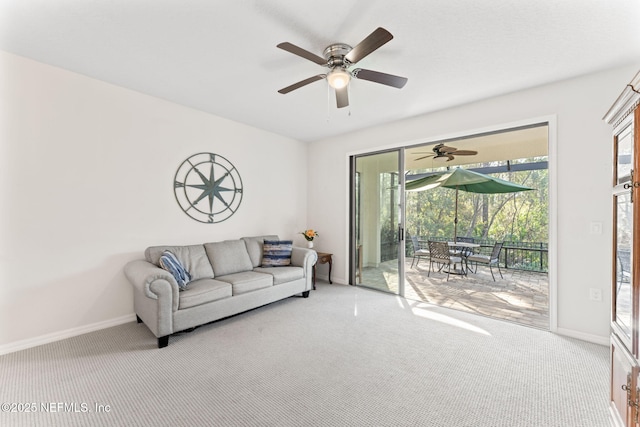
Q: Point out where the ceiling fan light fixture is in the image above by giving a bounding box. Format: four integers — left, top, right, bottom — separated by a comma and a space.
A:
327, 68, 351, 89
433, 155, 449, 162
277, 28, 407, 109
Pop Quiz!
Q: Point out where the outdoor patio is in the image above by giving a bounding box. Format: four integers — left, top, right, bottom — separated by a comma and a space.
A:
359, 259, 549, 330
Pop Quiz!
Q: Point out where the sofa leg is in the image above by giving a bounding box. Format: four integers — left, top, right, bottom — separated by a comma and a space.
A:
302, 291, 310, 298
136, 315, 143, 324
158, 336, 169, 348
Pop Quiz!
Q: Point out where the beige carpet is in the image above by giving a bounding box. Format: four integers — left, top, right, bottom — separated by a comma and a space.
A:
0, 282, 608, 426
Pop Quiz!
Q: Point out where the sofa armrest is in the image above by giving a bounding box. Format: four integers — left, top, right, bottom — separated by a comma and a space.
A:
124, 259, 180, 312
291, 247, 317, 277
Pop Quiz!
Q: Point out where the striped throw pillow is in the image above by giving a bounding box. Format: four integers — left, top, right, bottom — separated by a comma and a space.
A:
261, 240, 293, 267
159, 250, 192, 290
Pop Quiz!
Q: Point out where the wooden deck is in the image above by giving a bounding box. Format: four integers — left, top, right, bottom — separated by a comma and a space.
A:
359, 259, 549, 330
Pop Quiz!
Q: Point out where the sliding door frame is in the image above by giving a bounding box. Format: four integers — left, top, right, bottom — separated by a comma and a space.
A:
349, 148, 406, 295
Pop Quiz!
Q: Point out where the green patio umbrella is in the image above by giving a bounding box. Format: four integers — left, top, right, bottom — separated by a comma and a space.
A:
405, 168, 534, 241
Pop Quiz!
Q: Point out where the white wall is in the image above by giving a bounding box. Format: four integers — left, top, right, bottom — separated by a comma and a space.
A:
0, 51, 309, 351
2, 49, 636, 351
307, 64, 640, 343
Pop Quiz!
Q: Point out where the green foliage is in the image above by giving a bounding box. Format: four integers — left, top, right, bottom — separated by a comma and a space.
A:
405, 159, 548, 243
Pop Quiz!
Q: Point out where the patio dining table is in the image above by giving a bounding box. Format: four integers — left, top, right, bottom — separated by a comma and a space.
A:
447, 241, 480, 249
417, 240, 480, 250
447, 241, 480, 274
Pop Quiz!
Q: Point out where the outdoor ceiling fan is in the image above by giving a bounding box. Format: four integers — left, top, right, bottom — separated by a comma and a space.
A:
276, 27, 408, 108
414, 143, 478, 162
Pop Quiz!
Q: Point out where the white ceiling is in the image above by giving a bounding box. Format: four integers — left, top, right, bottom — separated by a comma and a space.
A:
1, 0, 639, 142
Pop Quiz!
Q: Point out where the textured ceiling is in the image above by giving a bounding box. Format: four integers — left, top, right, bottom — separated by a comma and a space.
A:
1, 0, 639, 142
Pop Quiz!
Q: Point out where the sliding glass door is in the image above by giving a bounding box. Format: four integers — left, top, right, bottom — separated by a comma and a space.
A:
350, 123, 550, 330
351, 149, 405, 295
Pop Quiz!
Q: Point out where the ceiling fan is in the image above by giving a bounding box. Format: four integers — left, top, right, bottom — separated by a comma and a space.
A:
414, 143, 479, 162
277, 27, 408, 108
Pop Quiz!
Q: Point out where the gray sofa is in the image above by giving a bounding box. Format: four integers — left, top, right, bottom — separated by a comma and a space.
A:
124, 235, 317, 348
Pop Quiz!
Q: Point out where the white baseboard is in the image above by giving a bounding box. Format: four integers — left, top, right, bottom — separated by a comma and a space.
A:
0, 314, 136, 356
556, 327, 609, 346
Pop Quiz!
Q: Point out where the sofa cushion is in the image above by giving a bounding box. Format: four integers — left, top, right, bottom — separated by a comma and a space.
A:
146, 244, 214, 280
261, 240, 293, 267
178, 278, 232, 310
204, 240, 254, 277
158, 251, 192, 290
253, 266, 304, 285
242, 235, 279, 267
215, 271, 273, 295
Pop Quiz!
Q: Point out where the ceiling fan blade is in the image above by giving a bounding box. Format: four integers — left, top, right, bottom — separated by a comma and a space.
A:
336, 86, 349, 108
446, 155, 455, 161
439, 145, 457, 153
414, 154, 435, 161
277, 42, 327, 65
352, 68, 407, 88
345, 27, 393, 64
278, 74, 325, 94
452, 150, 478, 155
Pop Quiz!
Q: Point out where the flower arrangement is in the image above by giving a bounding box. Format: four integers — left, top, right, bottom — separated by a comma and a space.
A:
301, 229, 319, 241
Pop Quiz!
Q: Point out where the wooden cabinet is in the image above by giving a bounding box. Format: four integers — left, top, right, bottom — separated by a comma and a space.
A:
606, 70, 640, 427
611, 334, 638, 426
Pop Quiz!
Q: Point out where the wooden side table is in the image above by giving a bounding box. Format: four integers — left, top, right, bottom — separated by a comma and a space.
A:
313, 252, 333, 289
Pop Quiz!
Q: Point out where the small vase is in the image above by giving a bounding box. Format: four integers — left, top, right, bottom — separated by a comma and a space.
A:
307, 241, 314, 249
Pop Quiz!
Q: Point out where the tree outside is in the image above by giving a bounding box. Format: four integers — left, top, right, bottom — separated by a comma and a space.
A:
405, 157, 548, 271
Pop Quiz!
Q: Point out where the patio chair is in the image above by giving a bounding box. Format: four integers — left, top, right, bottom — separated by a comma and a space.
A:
410, 236, 430, 268
454, 236, 475, 252
617, 250, 631, 294
467, 242, 504, 281
427, 241, 463, 281
451, 236, 476, 258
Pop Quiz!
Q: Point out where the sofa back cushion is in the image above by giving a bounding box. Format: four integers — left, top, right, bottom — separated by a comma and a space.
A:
242, 235, 279, 267
204, 240, 253, 276
145, 244, 214, 280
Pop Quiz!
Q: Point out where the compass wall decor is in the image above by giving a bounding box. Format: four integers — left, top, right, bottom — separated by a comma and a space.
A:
173, 152, 243, 223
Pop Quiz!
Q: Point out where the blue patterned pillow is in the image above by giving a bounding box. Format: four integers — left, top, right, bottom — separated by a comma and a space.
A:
261, 240, 293, 267
159, 250, 191, 290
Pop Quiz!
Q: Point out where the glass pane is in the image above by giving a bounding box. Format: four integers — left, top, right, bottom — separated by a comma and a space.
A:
354, 151, 401, 294
615, 191, 633, 338
616, 124, 633, 185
